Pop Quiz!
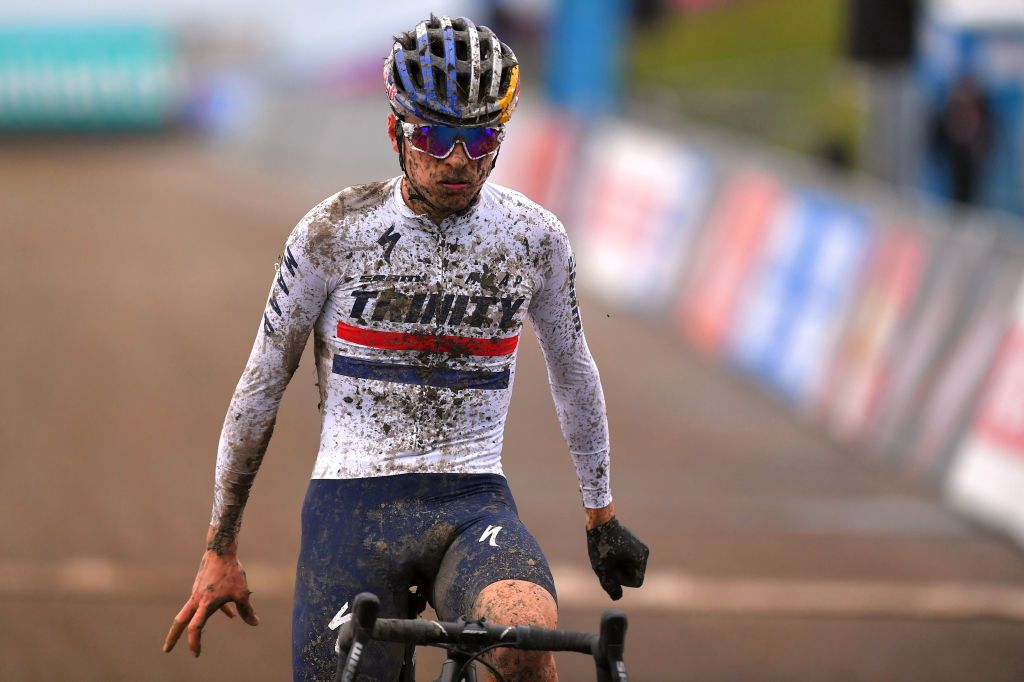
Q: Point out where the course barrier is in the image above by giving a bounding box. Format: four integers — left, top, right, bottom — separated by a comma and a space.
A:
815, 224, 929, 442
496, 106, 1024, 548
949, 250, 1024, 545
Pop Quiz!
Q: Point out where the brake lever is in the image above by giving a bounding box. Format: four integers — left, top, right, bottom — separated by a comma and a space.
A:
337, 592, 380, 682
596, 608, 628, 682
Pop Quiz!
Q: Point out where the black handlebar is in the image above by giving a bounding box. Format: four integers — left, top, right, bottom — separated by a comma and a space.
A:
335, 592, 629, 682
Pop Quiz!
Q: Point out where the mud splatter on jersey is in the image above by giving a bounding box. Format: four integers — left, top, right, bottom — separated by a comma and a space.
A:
211, 178, 611, 537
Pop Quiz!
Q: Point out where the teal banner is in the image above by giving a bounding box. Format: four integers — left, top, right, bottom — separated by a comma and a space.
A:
0, 25, 180, 131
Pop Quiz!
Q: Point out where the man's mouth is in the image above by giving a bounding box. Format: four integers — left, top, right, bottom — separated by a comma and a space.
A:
440, 181, 470, 191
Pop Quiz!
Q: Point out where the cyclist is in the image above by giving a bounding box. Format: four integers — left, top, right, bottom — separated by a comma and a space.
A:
163, 14, 648, 681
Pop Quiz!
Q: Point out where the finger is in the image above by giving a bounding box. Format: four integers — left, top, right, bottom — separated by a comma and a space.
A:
638, 545, 650, 572
236, 593, 260, 627
163, 602, 197, 653
600, 575, 623, 601
220, 603, 237, 619
187, 602, 217, 657
614, 564, 645, 588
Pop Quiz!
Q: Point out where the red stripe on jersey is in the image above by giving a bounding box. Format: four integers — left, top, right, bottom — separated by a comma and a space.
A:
337, 322, 518, 356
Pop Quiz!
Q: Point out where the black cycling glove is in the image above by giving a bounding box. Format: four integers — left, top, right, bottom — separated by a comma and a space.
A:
586, 518, 650, 600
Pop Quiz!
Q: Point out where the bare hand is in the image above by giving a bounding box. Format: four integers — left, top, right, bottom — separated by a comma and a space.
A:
163, 550, 259, 657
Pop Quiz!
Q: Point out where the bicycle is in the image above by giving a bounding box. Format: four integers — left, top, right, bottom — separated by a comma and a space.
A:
335, 591, 629, 682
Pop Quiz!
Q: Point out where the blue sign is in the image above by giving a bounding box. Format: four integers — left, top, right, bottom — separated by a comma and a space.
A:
728, 190, 872, 402
545, 0, 628, 116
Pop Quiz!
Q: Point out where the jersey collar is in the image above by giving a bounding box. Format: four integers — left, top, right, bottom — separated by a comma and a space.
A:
391, 176, 486, 229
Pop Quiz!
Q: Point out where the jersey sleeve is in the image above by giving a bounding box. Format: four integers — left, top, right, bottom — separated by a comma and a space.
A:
210, 205, 336, 539
527, 217, 612, 509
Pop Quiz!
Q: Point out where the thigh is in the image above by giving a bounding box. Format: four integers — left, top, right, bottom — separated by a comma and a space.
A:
432, 480, 556, 621
292, 479, 409, 682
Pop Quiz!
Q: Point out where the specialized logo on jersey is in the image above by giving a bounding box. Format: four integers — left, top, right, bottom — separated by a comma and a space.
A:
263, 246, 299, 335
376, 225, 401, 264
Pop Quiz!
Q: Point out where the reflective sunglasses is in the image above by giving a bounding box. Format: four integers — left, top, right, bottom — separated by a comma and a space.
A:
398, 121, 505, 160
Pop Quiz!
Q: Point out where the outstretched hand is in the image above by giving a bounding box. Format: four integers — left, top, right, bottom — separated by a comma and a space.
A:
163, 550, 260, 657
586, 517, 650, 600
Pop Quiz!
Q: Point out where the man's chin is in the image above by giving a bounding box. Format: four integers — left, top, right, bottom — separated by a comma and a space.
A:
432, 188, 477, 213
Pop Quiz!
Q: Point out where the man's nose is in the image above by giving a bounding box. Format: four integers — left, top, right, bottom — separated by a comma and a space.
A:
443, 140, 471, 167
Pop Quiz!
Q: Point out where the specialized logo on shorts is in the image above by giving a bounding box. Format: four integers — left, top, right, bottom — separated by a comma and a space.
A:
377, 225, 401, 264
329, 602, 351, 630
329, 601, 352, 654
479, 525, 502, 547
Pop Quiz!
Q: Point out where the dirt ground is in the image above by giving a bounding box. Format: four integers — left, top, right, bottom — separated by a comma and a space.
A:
3, 139, 1024, 681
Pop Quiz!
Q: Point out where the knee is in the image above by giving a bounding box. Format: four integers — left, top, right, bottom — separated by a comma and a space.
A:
470, 581, 559, 680
471, 580, 557, 628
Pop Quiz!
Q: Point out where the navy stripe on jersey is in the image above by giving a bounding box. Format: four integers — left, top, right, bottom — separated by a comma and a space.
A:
332, 355, 510, 390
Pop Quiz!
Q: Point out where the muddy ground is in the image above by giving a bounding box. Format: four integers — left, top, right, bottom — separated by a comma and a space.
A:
3, 139, 1024, 681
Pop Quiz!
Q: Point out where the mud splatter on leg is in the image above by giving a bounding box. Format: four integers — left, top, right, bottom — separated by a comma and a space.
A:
470, 580, 558, 682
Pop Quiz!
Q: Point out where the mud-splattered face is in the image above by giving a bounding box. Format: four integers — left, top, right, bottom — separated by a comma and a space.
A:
387, 113, 497, 223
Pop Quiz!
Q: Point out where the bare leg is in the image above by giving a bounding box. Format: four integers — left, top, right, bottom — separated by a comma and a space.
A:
470, 580, 558, 682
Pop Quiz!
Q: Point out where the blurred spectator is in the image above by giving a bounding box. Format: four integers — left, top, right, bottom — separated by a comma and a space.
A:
816, 133, 854, 171
929, 75, 995, 206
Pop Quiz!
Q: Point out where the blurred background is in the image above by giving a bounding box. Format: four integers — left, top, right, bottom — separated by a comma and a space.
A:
3, 0, 1024, 680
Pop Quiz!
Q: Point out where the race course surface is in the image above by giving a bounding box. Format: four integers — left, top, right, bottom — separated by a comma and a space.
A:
3, 139, 1024, 680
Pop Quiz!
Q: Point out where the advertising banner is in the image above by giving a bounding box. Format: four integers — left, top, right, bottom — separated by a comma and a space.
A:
816, 225, 928, 441
903, 254, 1024, 482
867, 228, 996, 460
490, 108, 581, 218
726, 189, 871, 403
571, 122, 715, 311
675, 171, 782, 356
0, 25, 180, 130
949, 268, 1024, 544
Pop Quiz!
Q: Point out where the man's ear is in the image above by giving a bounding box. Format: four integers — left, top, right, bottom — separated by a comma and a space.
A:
387, 113, 399, 153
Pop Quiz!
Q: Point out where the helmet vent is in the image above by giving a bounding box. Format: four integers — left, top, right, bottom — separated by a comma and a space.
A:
479, 70, 493, 101
407, 60, 423, 88
433, 66, 447, 98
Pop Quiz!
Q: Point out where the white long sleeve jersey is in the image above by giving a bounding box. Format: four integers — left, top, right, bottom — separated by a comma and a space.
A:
212, 178, 611, 534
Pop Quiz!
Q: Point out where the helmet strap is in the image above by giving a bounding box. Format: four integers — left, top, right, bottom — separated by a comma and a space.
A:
394, 118, 447, 217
